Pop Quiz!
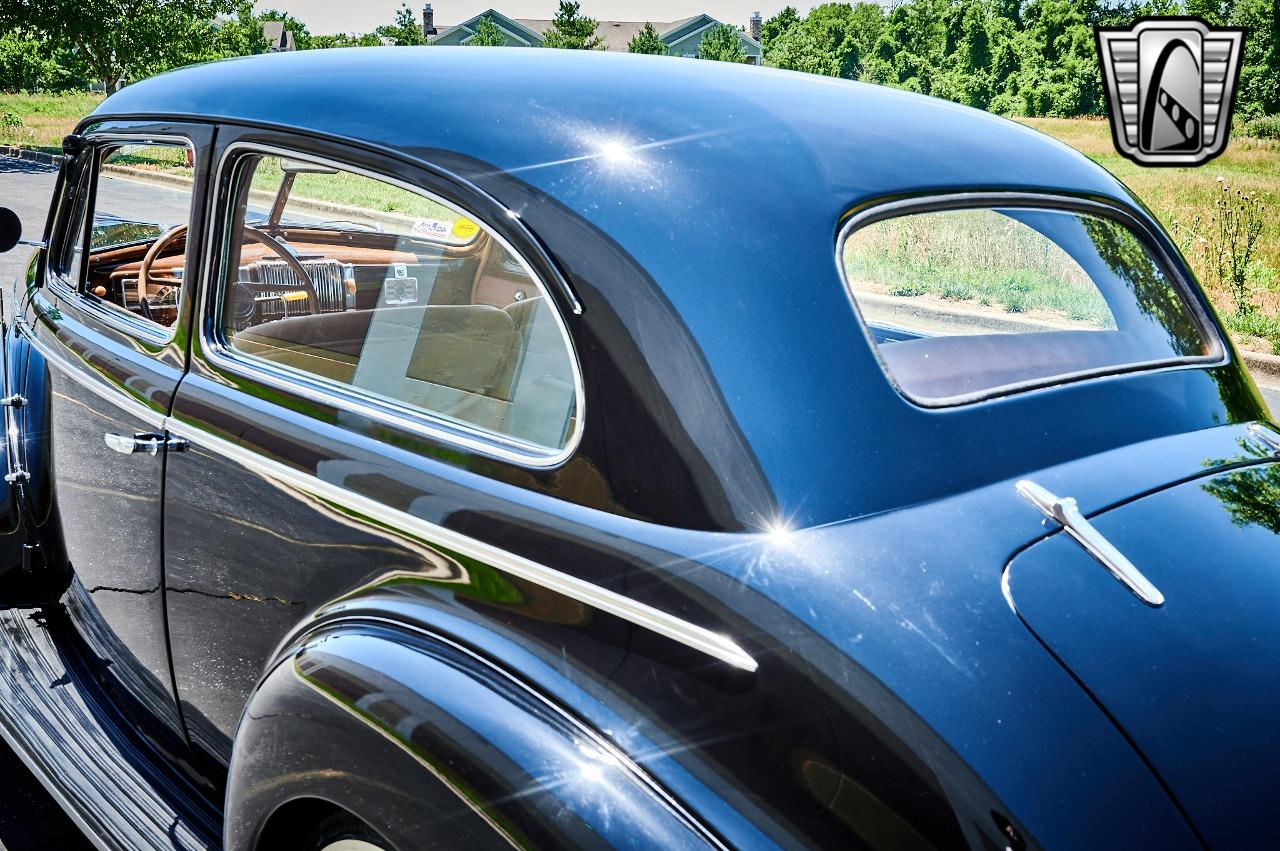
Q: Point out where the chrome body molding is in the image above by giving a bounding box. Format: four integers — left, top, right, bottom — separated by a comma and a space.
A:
167, 416, 759, 673
1247, 422, 1280, 456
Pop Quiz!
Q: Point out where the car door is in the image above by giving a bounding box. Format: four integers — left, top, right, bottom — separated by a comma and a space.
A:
162, 133, 600, 762
25, 121, 212, 737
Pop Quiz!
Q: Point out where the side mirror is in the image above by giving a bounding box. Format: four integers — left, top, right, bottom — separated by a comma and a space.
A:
0, 207, 21, 254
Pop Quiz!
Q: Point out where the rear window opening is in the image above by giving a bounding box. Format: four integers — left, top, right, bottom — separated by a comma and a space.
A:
838, 202, 1218, 405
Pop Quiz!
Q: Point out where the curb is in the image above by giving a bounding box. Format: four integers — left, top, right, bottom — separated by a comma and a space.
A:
1242, 350, 1280, 386
103, 163, 446, 234
0, 147, 62, 166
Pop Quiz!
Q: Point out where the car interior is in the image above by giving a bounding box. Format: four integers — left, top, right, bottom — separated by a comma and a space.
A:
77, 147, 577, 452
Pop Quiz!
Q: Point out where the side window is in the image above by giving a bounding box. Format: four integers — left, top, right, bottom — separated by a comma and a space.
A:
840, 205, 1214, 403
61, 142, 196, 330
215, 153, 580, 457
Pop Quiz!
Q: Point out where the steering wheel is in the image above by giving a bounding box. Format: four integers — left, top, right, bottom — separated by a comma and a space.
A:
137, 224, 321, 315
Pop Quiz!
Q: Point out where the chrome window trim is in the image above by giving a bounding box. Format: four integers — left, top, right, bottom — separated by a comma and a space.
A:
166, 415, 757, 673
198, 141, 586, 469
835, 192, 1227, 409
53, 133, 198, 348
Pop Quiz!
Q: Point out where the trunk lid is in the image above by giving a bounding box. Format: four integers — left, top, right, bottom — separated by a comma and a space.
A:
1006, 454, 1280, 848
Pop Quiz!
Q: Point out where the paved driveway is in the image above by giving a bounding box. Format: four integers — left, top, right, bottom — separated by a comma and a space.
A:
0, 158, 57, 321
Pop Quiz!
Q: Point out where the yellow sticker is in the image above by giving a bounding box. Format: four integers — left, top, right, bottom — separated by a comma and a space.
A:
452, 217, 479, 240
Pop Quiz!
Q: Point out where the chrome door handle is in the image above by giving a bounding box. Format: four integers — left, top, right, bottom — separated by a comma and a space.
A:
104, 432, 188, 456
1016, 479, 1165, 607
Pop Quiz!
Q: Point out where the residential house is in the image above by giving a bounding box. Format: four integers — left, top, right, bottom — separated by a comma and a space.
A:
425, 6, 763, 63
262, 20, 297, 52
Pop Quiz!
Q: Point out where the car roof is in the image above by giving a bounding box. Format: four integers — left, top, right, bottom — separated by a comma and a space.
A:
95, 48, 1125, 204
93, 50, 1217, 527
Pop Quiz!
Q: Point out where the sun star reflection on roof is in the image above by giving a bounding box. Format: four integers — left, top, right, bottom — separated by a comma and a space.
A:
596, 139, 636, 166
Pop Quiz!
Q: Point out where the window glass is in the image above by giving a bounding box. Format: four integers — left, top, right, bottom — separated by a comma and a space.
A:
840, 206, 1212, 402
63, 142, 196, 330
219, 154, 579, 456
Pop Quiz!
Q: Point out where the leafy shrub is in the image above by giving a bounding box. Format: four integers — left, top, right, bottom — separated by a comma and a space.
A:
1225, 307, 1280, 355
1240, 115, 1280, 141
0, 31, 67, 93
888, 280, 928, 297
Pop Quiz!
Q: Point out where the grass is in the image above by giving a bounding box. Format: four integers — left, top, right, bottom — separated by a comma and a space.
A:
1020, 117, 1280, 274
1019, 118, 1280, 352
844, 207, 1117, 329
0, 92, 102, 150
248, 158, 455, 221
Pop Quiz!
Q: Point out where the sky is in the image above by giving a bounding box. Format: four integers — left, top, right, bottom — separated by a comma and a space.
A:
263, 1, 823, 34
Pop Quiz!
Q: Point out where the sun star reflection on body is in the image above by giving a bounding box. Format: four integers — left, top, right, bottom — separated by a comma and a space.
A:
596, 139, 636, 167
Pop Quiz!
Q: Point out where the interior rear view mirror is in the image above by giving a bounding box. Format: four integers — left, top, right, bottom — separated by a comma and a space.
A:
0, 207, 21, 254
279, 159, 339, 175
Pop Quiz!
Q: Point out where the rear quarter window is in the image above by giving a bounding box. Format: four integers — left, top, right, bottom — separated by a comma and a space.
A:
838, 202, 1218, 404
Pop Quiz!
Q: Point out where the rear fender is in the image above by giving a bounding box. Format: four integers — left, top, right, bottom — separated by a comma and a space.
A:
227, 621, 723, 851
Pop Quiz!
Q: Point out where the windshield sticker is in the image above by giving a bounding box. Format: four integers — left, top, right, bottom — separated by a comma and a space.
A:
452, 217, 479, 240
410, 218, 452, 239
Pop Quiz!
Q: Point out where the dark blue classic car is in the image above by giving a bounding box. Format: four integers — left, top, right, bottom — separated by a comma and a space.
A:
0, 47, 1275, 851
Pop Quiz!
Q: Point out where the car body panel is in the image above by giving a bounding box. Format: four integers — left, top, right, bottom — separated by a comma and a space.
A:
1006, 450, 1280, 848
94, 49, 1265, 531
0, 47, 1267, 850
228, 622, 721, 851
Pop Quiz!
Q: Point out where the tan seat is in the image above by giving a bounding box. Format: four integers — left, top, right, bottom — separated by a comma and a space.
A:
233, 305, 521, 398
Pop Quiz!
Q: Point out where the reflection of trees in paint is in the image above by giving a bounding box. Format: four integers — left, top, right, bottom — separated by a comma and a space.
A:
1081, 217, 1206, 355
1201, 463, 1280, 536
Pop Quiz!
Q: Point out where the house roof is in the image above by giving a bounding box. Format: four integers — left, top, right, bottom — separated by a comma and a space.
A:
260, 20, 295, 50
434, 10, 758, 53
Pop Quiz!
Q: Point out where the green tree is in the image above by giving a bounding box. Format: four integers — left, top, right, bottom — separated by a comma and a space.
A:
1011, 0, 1104, 116
760, 6, 800, 52
310, 32, 383, 48
0, 0, 245, 91
769, 2, 881, 79
257, 8, 312, 49
769, 25, 838, 75
698, 23, 747, 62
542, 1, 604, 49
627, 22, 667, 54
1230, 0, 1280, 118
0, 30, 76, 91
205, 3, 269, 59
468, 16, 507, 47
376, 2, 426, 46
